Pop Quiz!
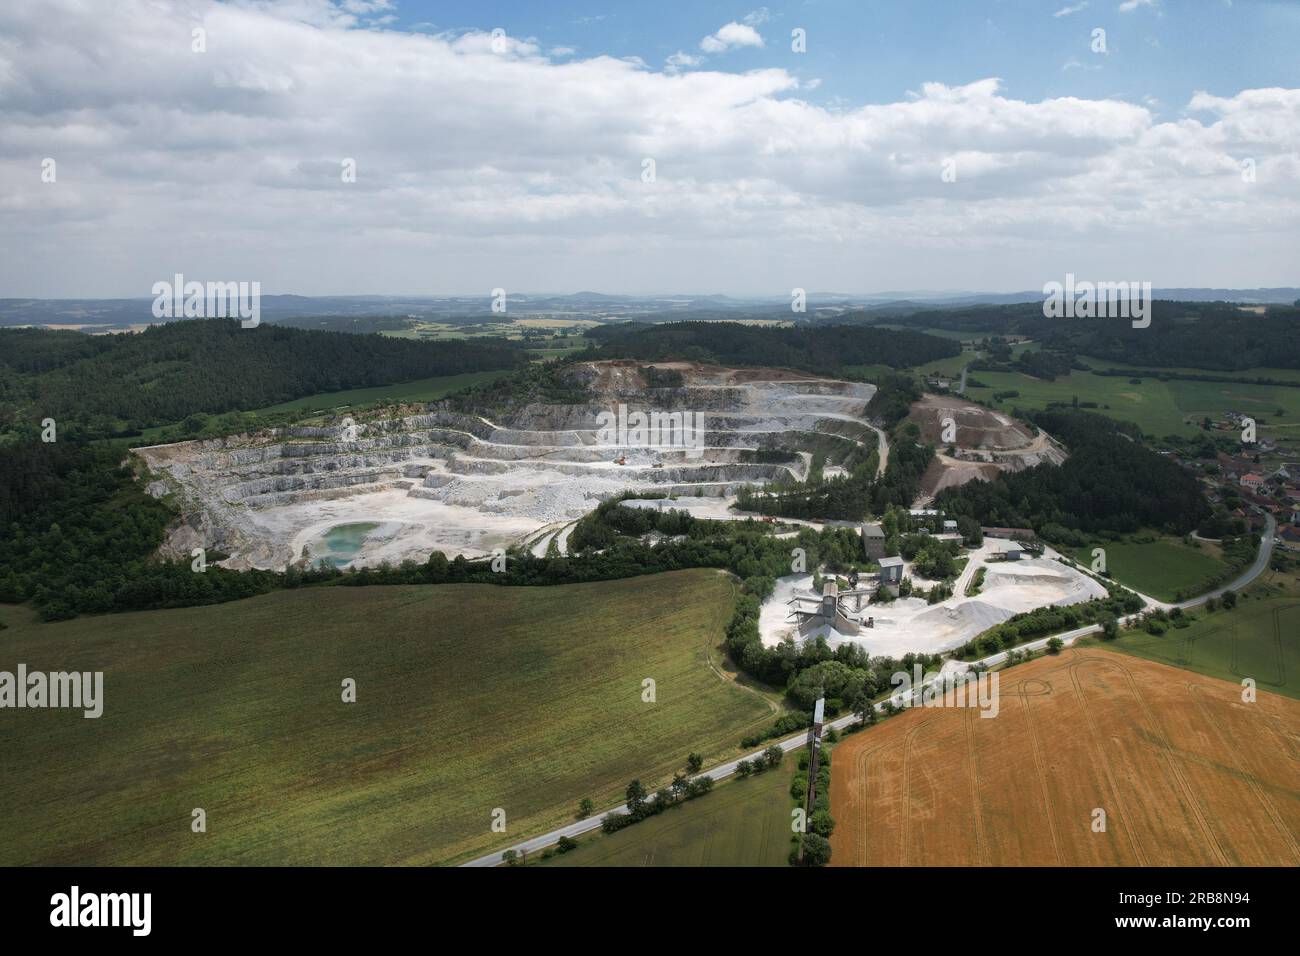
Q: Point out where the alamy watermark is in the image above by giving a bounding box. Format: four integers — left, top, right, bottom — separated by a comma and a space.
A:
890, 664, 999, 718
151, 274, 260, 327
596, 403, 706, 458
50, 886, 150, 936
1042, 273, 1151, 329
1, 665, 103, 718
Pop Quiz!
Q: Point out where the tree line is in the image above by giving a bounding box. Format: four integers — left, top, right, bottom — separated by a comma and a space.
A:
584, 321, 961, 374
0, 319, 526, 438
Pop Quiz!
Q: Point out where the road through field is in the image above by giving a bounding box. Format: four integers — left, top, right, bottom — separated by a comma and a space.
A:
463, 515, 1276, 866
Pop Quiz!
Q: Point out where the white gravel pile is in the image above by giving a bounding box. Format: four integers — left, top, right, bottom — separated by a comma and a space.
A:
757, 557, 1108, 658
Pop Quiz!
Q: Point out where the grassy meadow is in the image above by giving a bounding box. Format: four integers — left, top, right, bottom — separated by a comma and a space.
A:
1067, 535, 1232, 603
538, 757, 797, 867
1095, 592, 1300, 700
0, 569, 773, 865
964, 359, 1300, 440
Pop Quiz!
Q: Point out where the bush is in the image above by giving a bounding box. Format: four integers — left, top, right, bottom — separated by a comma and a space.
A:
790, 772, 808, 800
792, 833, 833, 867
601, 812, 633, 834
809, 809, 836, 838
685, 775, 714, 799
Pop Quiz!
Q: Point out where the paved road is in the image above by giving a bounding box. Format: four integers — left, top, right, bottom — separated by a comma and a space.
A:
462, 513, 1276, 867
978, 514, 1275, 667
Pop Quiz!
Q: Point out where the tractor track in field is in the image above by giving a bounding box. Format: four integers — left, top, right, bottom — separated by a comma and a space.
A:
851, 743, 887, 865
899, 718, 942, 866
962, 705, 988, 865
1015, 676, 1064, 865
1186, 681, 1300, 864
1075, 655, 1229, 865
1066, 656, 1148, 865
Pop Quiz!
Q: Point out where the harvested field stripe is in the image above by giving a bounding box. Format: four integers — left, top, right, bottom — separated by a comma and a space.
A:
1116, 658, 1231, 866
1016, 677, 1064, 865
898, 721, 926, 866
1066, 657, 1148, 865
1187, 683, 1300, 864
1071, 656, 1200, 865
963, 705, 988, 865
853, 744, 883, 866
1080, 655, 1230, 866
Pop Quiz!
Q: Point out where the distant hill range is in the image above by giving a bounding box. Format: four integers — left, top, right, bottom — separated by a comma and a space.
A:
1, 288, 1296, 332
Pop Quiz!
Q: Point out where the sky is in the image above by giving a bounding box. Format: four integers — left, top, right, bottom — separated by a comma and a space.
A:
0, 0, 1297, 297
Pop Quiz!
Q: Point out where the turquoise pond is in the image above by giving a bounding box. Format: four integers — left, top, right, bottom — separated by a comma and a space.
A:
313, 522, 381, 568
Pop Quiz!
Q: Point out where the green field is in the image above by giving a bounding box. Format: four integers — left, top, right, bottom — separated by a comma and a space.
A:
915, 353, 973, 378
964, 359, 1300, 439
1093, 594, 1300, 700
1068, 535, 1232, 602
0, 570, 774, 865
538, 758, 797, 867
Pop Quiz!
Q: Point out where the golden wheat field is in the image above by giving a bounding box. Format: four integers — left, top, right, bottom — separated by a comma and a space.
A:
831, 647, 1300, 866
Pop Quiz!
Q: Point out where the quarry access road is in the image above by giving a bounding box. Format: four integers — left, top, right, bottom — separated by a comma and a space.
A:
867, 423, 889, 477
462, 514, 1276, 867
952, 541, 995, 598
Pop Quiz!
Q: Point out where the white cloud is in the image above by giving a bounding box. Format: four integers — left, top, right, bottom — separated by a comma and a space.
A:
700, 22, 765, 53
665, 51, 703, 73
1053, 2, 1088, 16
0, 0, 1295, 295
1118, 0, 1156, 12
340, 0, 392, 13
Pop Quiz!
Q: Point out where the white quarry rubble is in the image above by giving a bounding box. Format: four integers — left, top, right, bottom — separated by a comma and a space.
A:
133, 362, 879, 571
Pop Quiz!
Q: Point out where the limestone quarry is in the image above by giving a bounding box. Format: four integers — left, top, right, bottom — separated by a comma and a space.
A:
909, 393, 1067, 504
134, 361, 879, 571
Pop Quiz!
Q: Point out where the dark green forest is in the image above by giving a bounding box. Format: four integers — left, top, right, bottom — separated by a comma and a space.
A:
934, 410, 1209, 544
858, 300, 1300, 372
585, 321, 961, 373
0, 319, 526, 438
0, 441, 288, 620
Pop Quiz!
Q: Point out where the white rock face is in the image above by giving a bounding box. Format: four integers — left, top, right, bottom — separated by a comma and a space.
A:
133, 362, 879, 570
